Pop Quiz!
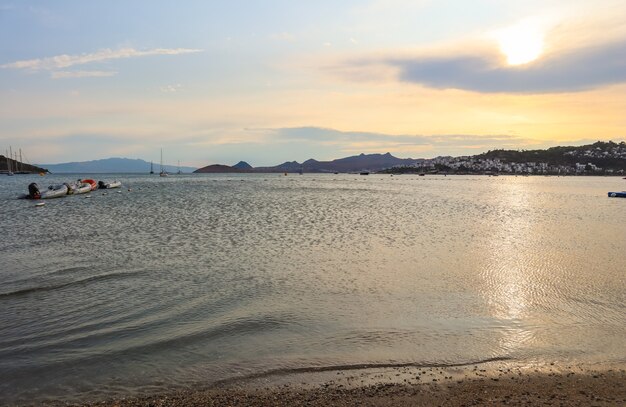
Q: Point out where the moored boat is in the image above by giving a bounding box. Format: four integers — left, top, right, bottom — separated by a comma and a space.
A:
608, 191, 626, 198
98, 180, 122, 189
40, 184, 69, 199
79, 179, 98, 191
72, 182, 92, 195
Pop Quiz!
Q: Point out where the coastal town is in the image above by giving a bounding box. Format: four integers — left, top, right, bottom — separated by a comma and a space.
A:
385, 141, 626, 175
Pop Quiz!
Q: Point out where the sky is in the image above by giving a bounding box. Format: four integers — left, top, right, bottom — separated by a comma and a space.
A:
1, 0, 626, 167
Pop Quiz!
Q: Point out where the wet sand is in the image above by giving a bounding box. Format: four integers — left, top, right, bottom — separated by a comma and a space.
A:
64, 363, 625, 407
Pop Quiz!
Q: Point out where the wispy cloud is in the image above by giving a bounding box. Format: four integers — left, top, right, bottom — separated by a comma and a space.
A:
1, 47, 202, 71
160, 83, 183, 93
272, 127, 544, 157
51, 70, 118, 79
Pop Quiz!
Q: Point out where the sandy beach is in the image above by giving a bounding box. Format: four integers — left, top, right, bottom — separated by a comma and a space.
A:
53, 363, 625, 407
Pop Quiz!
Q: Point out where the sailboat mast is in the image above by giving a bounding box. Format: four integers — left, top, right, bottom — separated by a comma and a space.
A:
19, 148, 22, 172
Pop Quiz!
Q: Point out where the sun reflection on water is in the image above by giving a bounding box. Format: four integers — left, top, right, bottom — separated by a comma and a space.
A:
480, 179, 538, 354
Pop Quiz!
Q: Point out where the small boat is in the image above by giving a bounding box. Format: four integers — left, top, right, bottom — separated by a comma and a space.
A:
72, 182, 92, 195
79, 179, 98, 191
40, 184, 69, 199
359, 171, 369, 175
98, 180, 122, 189
608, 191, 626, 198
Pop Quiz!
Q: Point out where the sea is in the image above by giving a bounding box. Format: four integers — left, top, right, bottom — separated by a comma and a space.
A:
0, 173, 625, 404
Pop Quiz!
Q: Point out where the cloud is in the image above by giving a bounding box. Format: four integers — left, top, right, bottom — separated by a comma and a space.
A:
51, 70, 118, 79
272, 127, 543, 156
328, 9, 626, 94
340, 37, 626, 94
1, 47, 202, 71
160, 83, 183, 93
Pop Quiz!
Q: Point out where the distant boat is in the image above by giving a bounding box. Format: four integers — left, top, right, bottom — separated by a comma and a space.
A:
150, 161, 154, 174
608, 191, 626, 198
419, 173, 425, 176
177, 160, 182, 175
359, 171, 369, 175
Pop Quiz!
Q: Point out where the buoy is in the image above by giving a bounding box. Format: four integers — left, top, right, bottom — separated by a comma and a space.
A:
128, 188, 132, 192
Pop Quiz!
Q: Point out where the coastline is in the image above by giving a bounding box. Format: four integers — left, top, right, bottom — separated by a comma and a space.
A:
41, 362, 626, 407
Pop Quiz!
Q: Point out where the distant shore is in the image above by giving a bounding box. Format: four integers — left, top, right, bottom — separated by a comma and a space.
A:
57, 362, 626, 407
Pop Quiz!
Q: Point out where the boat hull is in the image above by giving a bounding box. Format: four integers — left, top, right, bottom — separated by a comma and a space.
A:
80, 179, 98, 191
98, 180, 122, 189
40, 185, 68, 199
73, 183, 92, 194
608, 191, 626, 198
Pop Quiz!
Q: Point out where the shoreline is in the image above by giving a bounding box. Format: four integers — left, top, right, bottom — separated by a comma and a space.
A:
31, 362, 625, 407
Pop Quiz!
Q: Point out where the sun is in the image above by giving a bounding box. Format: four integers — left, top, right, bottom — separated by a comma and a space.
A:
496, 21, 545, 66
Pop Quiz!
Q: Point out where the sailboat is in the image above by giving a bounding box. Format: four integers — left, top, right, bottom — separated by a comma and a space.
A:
5, 149, 14, 176
150, 161, 154, 174
159, 149, 168, 177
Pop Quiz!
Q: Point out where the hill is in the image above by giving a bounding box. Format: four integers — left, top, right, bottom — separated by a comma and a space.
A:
38, 158, 197, 173
253, 152, 419, 173
232, 161, 253, 170
194, 164, 248, 173
381, 141, 626, 175
1, 155, 48, 174
477, 141, 626, 169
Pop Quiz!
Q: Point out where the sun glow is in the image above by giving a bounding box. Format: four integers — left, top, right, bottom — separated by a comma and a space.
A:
496, 21, 545, 65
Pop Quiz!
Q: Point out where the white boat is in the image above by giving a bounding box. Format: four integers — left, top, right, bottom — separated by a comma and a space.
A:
98, 180, 122, 189
72, 182, 92, 195
40, 184, 69, 199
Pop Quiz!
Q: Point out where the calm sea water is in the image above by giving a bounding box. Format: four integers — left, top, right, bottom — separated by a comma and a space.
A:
0, 174, 625, 404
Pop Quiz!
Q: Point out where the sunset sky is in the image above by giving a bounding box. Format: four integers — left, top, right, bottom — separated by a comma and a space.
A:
1, 0, 626, 167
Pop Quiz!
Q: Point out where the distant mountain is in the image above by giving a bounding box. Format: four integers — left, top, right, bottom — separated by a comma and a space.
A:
253, 152, 419, 173
38, 158, 197, 173
194, 164, 248, 173
232, 161, 253, 170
